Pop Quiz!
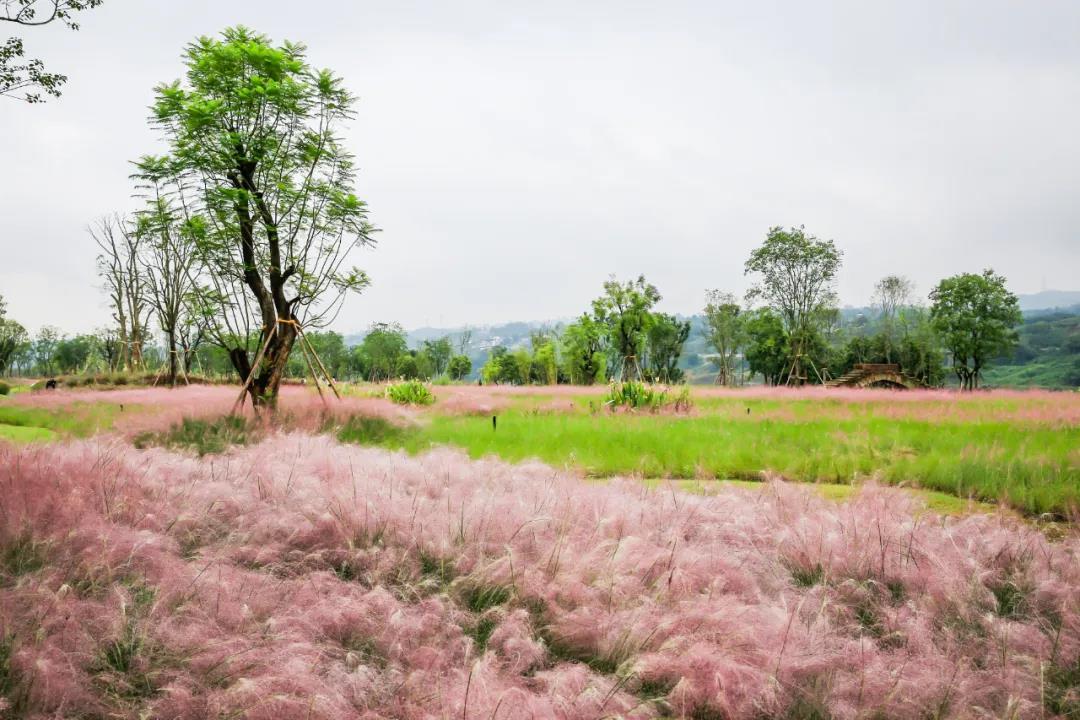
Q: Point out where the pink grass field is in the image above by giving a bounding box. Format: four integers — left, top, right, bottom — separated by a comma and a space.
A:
12, 382, 1080, 428
1, 426, 1078, 718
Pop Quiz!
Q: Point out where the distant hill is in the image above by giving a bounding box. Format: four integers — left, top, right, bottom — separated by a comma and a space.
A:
1016, 290, 1080, 313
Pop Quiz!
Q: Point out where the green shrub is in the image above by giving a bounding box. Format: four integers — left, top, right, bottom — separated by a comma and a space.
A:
385, 380, 435, 406
337, 415, 410, 445
134, 415, 250, 456
0, 381, 9, 396
602, 381, 693, 413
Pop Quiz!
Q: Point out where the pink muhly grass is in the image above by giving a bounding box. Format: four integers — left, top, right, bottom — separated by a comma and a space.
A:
0, 434, 1076, 718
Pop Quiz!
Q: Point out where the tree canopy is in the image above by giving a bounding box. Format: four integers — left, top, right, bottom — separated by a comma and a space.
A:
745, 226, 842, 384
930, 269, 1021, 390
150, 26, 377, 405
591, 275, 661, 381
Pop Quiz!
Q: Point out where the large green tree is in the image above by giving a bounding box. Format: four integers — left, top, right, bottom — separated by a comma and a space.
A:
743, 308, 789, 386
447, 354, 472, 381
421, 336, 453, 378
151, 27, 377, 407
703, 290, 744, 386
745, 226, 842, 384
356, 323, 408, 381
591, 275, 660, 381
1, 0, 103, 102
644, 313, 690, 384
0, 294, 27, 375
930, 269, 1021, 390
560, 314, 607, 385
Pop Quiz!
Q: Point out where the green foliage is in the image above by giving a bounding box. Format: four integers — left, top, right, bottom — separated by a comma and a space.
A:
930, 270, 1022, 390
134, 415, 250, 456
336, 415, 409, 445
1043, 656, 1080, 719
1, 1, 104, 103
833, 308, 945, 387
382, 400, 1078, 517
482, 346, 526, 385
52, 333, 101, 374
602, 381, 690, 412
789, 562, 826, 588
1, 528, 48, 581
0, 295, 28, 374
985, 311, 1080, 388
703, 290, 745, 386
150, 26, 377, 403
447, 354, 472, 381
385, 380, 435, 405
560, 314, 607, 385
604, 381, 666, 411
530, 334, 559, 384
592, 275, 661, 380
420, 337, 453, 378
0, 402, 116, 438
460, 583, 512, 614
743, 308, 789, 385
287, 331, 347, 380
395, 354, 420, 380
0, 381, 9, 396
644, 313, 690, 384
745, 226, 842, 382
355, 323, 409, 381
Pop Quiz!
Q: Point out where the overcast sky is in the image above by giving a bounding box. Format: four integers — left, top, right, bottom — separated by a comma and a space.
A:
2, 0, 1079, 335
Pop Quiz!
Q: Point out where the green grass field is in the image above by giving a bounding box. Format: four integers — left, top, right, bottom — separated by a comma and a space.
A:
340, 391, 1080, 517
0, 423, 57, 442
4, 384, 1077, 518
0, 402, 119, 440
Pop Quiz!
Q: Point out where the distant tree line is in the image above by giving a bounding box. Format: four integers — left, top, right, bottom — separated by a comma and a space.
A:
3, 221, 1029, 391
472, 226, 1024, 391
478, 275, 692, 386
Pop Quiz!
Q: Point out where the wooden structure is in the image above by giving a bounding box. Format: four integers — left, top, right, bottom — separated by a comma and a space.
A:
825, 363, 925, 390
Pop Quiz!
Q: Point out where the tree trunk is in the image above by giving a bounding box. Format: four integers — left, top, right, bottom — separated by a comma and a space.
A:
167, 328, 178, 387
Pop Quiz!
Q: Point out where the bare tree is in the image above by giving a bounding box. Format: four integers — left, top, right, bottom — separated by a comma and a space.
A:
455, 327, 473, 356
91, 215, 150, 371
133, 156, 199, 386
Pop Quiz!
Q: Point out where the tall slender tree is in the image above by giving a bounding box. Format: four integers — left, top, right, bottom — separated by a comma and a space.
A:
91, 215, 150, 371
745, 226, 842, 384
873, 274, 914, 364
132, 155, 199, 386
151, 27, 377, 407
591, 275, 660, 381
703, 290, 745, 386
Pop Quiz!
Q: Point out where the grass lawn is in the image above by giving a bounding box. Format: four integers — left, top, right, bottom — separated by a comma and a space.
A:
342, 403, 1079, 517
0, 402, 120, 438
0, 423, 57, 442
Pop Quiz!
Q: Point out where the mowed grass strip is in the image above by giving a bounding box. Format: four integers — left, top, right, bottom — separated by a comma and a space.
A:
0, 423, 57, 443
353, 411, 1079, 517
0, 403, 120, 439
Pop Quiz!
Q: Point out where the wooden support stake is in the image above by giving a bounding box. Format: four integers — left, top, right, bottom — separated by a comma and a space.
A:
232, 324, 276, 415
298, 333, 327, 406
299, 327, 342, 400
